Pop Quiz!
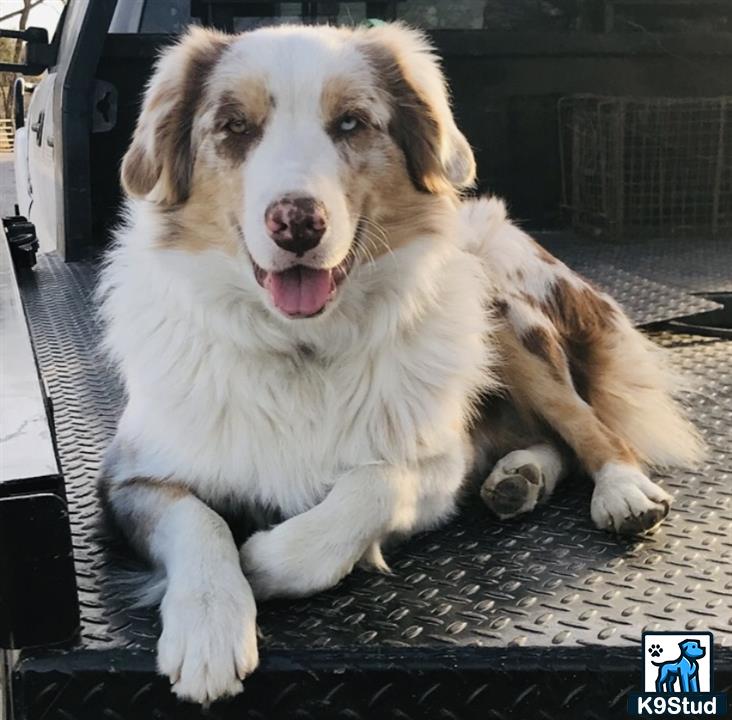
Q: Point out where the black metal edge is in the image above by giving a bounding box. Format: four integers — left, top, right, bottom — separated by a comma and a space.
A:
0, 27, 52, 75
13, 78, 25, 130
644, 292, 732, 338
0, 492, 80, 650
99, 30, 732, 59
15, 644, 732, 676
1, 649, 14, 720
54, 0, 119, 262
0, 474, 64, 500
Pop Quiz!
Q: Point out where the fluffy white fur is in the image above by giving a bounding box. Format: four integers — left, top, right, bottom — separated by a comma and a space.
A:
101, 204, 493, 515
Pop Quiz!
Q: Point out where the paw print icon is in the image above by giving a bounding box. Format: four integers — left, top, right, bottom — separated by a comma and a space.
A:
648, 644, 663, 658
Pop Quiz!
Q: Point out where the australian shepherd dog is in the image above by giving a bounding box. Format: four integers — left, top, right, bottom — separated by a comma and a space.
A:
98, 23, 701, 704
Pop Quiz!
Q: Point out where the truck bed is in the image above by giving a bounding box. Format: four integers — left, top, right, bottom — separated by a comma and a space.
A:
9, 245, 732, 720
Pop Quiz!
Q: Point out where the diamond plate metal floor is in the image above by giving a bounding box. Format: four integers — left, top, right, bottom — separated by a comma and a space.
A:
11, 252, 732, 720
539, 233, 732, 298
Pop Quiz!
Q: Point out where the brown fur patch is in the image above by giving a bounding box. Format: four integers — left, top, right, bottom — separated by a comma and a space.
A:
495, 322, 638, 475
115, 476, 189, 498
144, 82, 180, 115
121, 32, 232, 205
337, 131, 452, 261
360, 42, 447, 195
492, 298, 510, 317
318, 63, 452, 261
321, 75, 379, 129
155, 36, 231, 203
359, 190, 452, 259
104, 477, 191, 557
539, 279, 679, 466
539, 277, 618, 404
521, 326, 566, 381
154, 168, 244, 254
213, 91, 266, 164
512, 279, 639, 471
517, 291, 541, 309
120, 143, 159, 203
542, 278, 616, 340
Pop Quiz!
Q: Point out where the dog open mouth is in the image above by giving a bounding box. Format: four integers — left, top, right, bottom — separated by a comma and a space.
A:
252, 255, 354, 318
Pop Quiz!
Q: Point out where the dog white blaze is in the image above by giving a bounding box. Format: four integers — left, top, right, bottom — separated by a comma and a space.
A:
221, 31, 376, 272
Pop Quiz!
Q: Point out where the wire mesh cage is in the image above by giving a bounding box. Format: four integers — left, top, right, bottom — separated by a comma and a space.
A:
559, 95, 732, 240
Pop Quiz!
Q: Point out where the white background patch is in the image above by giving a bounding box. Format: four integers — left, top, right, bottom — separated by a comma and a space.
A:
643, 632, 713, 692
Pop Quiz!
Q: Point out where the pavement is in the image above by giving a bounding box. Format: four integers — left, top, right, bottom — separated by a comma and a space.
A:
0, 153, 17, 217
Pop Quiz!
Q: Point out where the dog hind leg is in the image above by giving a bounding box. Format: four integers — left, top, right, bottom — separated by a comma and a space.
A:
494, 323, 672, 534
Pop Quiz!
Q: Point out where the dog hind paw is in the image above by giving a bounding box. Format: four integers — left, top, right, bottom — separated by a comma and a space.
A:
591, 463, 672, 535
481, 453, 545, 520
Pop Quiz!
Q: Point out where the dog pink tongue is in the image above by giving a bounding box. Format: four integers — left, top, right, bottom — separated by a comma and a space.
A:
266, 266, 334, 317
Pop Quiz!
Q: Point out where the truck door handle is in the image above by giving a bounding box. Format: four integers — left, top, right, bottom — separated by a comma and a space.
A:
30, 112, 44, 146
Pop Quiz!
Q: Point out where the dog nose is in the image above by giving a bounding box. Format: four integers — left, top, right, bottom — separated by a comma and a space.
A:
264, 195, 328, 256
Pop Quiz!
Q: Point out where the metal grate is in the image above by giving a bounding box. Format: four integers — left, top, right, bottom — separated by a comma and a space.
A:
560, 95, 732, 240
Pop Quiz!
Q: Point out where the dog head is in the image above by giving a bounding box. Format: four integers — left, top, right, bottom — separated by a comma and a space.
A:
121, 24, 475, 319
679, 640, 706, 660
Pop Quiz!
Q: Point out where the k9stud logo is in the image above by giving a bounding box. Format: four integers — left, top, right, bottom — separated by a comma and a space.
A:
627, 632, 728, 717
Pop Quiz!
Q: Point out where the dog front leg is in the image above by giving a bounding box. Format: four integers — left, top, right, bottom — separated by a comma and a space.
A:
239, 462, 423, 600
101, 469, 258, 704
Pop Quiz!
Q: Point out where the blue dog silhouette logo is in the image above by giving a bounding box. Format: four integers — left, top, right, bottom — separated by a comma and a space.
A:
652, 638, 705, 693
627, 631, 728, 716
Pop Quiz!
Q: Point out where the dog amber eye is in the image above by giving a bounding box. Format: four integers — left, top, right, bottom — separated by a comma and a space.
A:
226, 118, 249, 134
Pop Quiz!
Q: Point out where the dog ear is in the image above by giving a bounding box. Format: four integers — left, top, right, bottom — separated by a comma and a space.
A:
121, 27, 231, 206
360, 24, 476, 194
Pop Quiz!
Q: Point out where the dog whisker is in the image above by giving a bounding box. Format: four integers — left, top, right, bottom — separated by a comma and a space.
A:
357, 217, 399, 270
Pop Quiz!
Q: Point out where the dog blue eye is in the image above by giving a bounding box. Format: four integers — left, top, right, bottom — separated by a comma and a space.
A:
339, 115, 360, 133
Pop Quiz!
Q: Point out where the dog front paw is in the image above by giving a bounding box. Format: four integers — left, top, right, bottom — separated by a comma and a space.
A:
157, 568, 259, 705
591, 463, 672, 535
240, 523, 355, 600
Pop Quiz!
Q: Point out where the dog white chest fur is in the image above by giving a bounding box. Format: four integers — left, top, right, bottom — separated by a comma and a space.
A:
104, 208, 492, 519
